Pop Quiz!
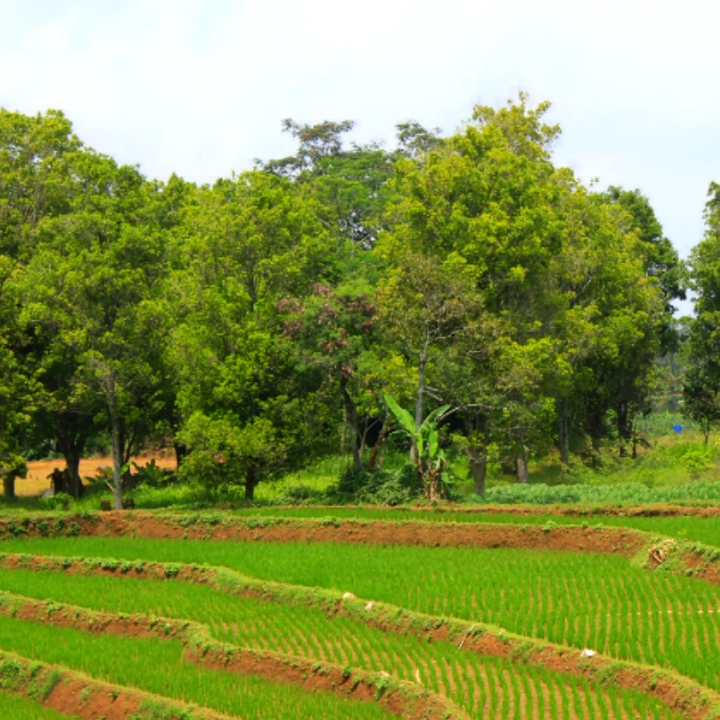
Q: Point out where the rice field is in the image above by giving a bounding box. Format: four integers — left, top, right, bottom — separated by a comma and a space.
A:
0, 511, 714, 719
0, 567, 679, 720
0, 691, 76, 720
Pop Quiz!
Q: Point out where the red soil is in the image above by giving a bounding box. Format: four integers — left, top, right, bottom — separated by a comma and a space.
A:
62, 512, 649, 557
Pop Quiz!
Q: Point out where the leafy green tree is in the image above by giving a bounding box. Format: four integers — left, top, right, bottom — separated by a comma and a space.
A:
683, 182, 720, 443
0, 257, 36, 497
376, 254, 475, 461
262, 119, 395, 247
379, 95, 668, 477
0, 109, 82, 260
278, 272, 378, 472
170, 171, 336, 500
14, 150, 171, 506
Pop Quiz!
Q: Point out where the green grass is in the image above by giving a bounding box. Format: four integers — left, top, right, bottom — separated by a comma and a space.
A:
0, 567, 680, 720
0, 691, 76, 719
0, 612, 394, 720
1, 536, 719, 695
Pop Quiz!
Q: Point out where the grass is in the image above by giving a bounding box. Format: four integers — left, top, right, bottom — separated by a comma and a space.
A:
0, 691, 76, 719
2, 536, 719, 695
0, 567, 681, 720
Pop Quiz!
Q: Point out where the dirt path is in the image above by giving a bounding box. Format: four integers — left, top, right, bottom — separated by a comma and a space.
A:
19, 455, 176, 497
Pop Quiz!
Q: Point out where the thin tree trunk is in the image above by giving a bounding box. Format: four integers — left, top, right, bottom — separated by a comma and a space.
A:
516, 447, 529, 484
468, 445, 487, 497
341, 379, 361, 472
368, 423, 391, 468
109, 407, 124, 510
558, 399, 570, 467
411, 337, 430, 463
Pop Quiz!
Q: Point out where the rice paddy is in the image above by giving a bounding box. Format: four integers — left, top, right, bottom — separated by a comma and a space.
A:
0, 510, 714, 719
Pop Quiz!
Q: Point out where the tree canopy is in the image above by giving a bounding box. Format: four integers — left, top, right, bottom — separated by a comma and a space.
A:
0, 97, 693, 501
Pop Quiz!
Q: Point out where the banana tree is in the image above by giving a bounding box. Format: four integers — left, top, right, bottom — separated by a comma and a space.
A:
384, 393, 451, 500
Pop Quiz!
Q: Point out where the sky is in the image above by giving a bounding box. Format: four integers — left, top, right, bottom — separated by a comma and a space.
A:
1, 0, 717, 314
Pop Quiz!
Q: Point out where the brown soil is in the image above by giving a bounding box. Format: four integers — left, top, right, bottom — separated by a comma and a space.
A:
291, 502, 720, 517
52, 512, 649, 557
19, 454, 176, 497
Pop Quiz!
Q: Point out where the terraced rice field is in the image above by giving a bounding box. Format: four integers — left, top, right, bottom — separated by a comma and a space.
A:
0, 510, 716, 719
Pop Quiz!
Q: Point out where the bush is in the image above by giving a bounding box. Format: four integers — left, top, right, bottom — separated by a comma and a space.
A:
38, 492, 73, 511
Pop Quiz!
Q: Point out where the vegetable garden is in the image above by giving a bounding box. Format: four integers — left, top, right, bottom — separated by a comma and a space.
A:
0, 510, 718, 719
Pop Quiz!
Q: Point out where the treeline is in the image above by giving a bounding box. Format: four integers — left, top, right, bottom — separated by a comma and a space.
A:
0, 95, 706, 506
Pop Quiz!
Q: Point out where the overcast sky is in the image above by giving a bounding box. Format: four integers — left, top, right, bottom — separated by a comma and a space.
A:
1, 0, 716, 313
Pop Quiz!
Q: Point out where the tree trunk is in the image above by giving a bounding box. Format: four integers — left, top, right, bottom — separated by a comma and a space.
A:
3, 475, 15, 498
56, 431, 87, 499
65, 447, 84, 498
468, 445, 487, 497
340, 379, 361, 472
109, 407, 124, 510
244, 466, 258, 502
516, 448, 529, 484
173, 442, 188, 469
368, 423, 391, 468
411, 338, 430, 463
558, 399, 570, 466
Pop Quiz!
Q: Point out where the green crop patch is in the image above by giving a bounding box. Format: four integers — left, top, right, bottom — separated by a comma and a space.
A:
1, 535, 719, 696
0, 689, 76, 719
0, 612, 395, 720
0, 567, 682, 720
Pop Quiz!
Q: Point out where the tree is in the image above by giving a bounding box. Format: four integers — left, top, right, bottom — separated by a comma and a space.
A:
278, 273, 378, 472
14, 150, 171, 507
170, 171, 337, 500
683, 182, 720, 443
262, 119, 395, 247
0, 258, 36, 497
377, 254, 474, 461
0, 109, 82, 260
384, 393, 450, 500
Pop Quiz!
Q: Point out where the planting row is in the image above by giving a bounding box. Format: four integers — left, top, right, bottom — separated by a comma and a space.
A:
0, 567, 682, 720
0, 571, 674, 720
0, 690, 74, 719
2, 534, 718, 692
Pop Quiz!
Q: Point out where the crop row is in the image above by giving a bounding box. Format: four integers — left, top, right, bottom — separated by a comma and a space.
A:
0, 566, 682, 720
0, 610, 401, 720
3, 534, 718, 692
0, 690, 72, 720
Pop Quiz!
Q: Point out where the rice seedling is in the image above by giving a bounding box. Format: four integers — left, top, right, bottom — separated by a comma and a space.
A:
0, 559, 685, 719
0, 691, 76, 719
1, 534, 717, 693
0, 612, 395, 720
